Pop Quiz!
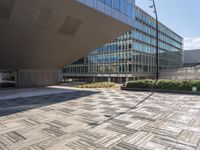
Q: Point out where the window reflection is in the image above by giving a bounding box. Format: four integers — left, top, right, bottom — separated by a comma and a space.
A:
65, 1, 183, 75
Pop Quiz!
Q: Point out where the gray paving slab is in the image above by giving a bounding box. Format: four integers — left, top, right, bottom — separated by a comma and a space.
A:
0, 86, 77, 100
0, 88, 200, 150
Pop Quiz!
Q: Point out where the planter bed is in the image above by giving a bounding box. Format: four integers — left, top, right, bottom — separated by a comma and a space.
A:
121, 86, 200, 95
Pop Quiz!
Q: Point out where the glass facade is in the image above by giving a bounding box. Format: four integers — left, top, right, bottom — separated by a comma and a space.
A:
77, 0, 135, 27
61, 5, 183, 82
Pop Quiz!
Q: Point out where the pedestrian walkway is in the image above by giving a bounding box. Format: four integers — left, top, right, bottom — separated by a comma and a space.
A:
0, 87, 200, 150
0, 86, 78, 100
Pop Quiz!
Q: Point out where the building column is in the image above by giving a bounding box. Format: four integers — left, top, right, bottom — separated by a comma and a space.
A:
17, 69, 59, 88
93, 77, 96, 82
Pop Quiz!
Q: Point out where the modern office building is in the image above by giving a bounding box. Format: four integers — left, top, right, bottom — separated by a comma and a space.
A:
0, 0, 134, 87
184, 49, 200, 67
61, 5, 183, 83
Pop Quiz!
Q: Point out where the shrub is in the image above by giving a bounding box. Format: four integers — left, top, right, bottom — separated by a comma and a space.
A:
125, 80, 200, 92
155, 80, 181, 90
126, 80, 154, 89
76, 82, 116, 88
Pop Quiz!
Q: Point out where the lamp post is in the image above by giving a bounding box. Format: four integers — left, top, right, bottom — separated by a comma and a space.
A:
149, 0, 159, 80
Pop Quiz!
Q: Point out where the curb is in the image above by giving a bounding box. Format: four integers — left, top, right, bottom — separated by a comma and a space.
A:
121, 87, 200, 95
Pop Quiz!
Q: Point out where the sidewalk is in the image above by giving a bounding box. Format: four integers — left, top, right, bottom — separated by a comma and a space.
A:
0, 86, 78, 100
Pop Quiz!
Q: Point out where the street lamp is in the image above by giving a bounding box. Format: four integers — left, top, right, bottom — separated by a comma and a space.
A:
149, 0, 159, 80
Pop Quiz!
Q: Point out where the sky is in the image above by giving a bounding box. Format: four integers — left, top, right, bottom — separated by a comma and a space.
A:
136, 0, 200, 50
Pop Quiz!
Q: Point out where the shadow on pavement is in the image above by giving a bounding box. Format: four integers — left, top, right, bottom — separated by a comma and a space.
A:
0, 90, 100, 117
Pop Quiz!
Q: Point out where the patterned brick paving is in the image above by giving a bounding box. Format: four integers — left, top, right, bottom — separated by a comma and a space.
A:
0, 89, 200, 150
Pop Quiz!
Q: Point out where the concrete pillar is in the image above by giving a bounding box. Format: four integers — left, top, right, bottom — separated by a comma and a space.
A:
17, 69, 59, 88
108, 77, 111, 82
93, 77, 96, 82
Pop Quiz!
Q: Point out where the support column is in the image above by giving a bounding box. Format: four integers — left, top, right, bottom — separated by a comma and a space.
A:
17, 69, 59, 88
93, 77, 96, 82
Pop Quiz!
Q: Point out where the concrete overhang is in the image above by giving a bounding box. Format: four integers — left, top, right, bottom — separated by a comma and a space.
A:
0, 0, 131, 69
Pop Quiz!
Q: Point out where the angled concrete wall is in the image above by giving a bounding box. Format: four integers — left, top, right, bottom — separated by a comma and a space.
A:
0, 0, 133, 88
0, 0, 131, 69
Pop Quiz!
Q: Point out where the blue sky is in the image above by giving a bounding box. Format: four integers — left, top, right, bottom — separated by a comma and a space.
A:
136, 0, 200, 50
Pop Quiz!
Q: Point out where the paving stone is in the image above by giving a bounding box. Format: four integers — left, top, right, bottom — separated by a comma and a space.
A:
0, 89, 200, 150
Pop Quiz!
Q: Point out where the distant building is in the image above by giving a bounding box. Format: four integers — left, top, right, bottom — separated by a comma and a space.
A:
61, 5, 183, 83
184, 49, 200, 67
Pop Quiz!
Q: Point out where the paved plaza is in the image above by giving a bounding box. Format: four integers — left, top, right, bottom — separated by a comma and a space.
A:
0, 87, 200, 150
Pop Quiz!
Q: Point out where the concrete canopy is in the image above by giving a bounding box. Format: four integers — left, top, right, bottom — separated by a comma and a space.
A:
0, 0, 131, 69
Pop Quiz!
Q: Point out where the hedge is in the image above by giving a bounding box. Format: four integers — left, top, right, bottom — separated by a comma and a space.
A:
76, 82, 116, 88
125, 80, 200, 91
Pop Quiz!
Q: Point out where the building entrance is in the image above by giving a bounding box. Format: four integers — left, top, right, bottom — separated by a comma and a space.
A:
0, 70, 17, 88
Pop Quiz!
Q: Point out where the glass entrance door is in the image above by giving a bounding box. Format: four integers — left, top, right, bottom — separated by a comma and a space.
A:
0, 70, 17, 88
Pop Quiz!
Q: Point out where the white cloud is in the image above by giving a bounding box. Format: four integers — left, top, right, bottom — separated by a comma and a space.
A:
184, 37, 200, 50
